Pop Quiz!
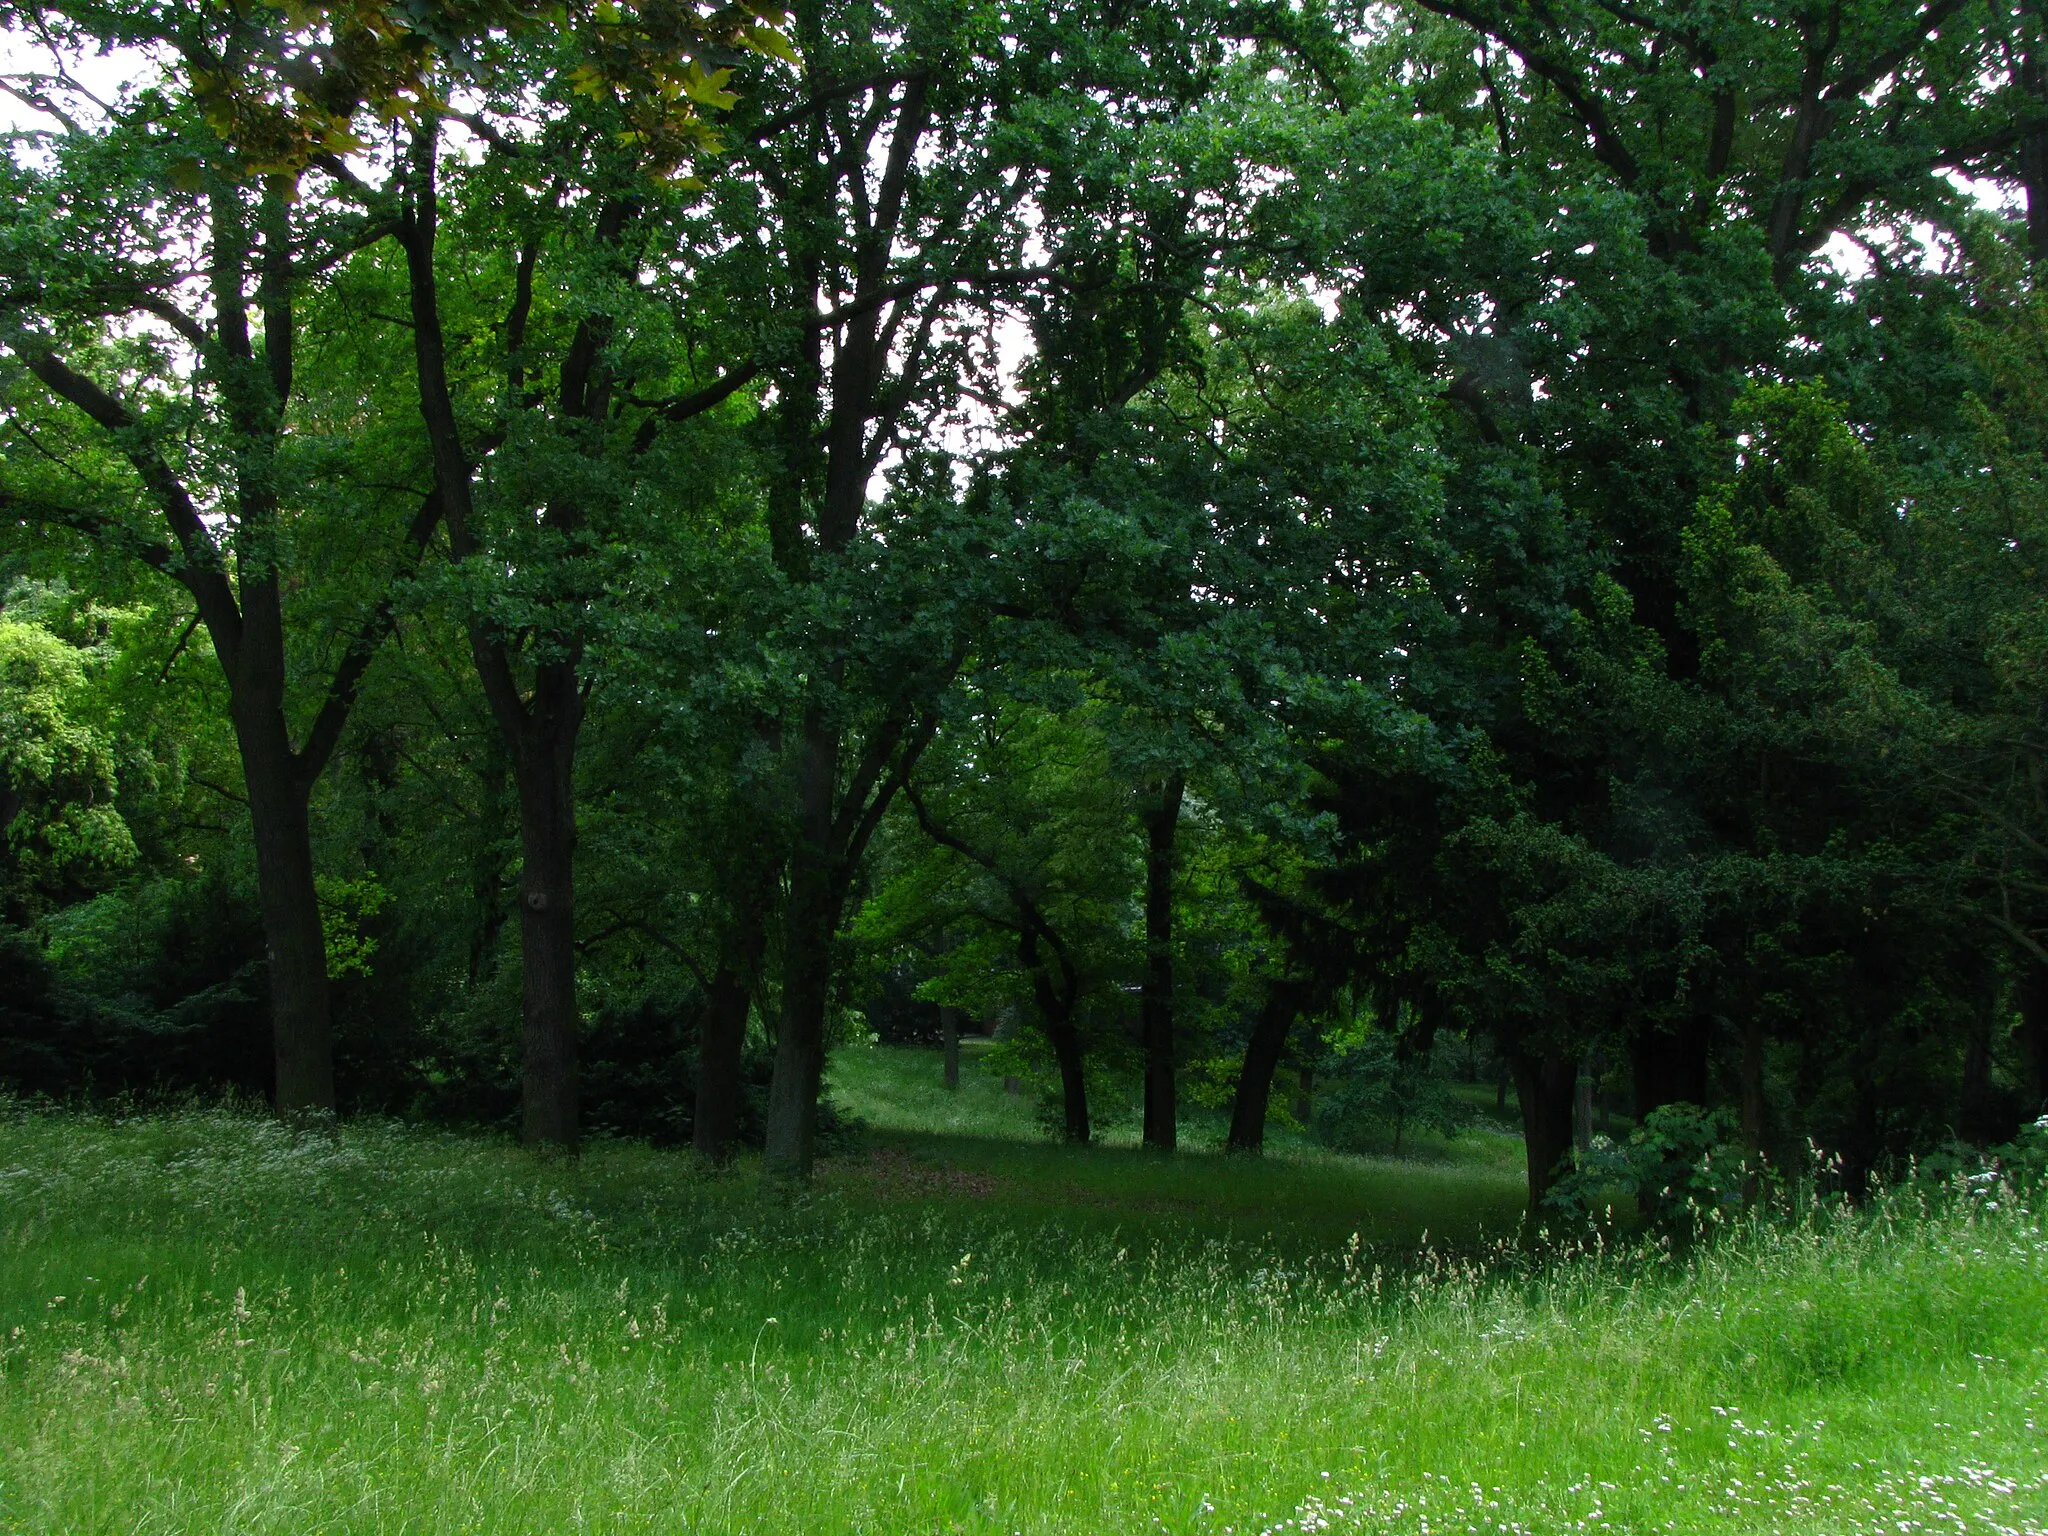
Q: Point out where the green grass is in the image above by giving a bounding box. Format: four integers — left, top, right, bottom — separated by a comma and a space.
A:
0, 1051, 2043, 1534
826, 1041, 1529, 1247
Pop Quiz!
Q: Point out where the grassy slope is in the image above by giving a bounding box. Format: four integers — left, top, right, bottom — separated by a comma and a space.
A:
0, 1048, 2038, 1534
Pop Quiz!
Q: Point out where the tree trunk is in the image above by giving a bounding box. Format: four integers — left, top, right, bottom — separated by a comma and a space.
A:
1739, 1014, 1768, 1205
693, 966, 751, 1162
695, 855, 777, 1165
1512, 1047, 1577, 1218
398, 144, 593, 1151
1140, 773, 1184, 1150
1020, 925, 1088, 1141
231, 674, 334, 1119
764, 890, 833, 1177
513, 677, 580, 1149
1294, 1063, 1314, 1126
941, 1005, 961, 1090
1046, 1015, 1090, 1142
764, 916, 831, 1178
1843, 1054, 1879, 1200
764, 803, 839, 1180
242, 747, 334, 1118
2028, 127, 2048, 265
1739, 1015, 1767, 1154
1227, 979, 1303, 1153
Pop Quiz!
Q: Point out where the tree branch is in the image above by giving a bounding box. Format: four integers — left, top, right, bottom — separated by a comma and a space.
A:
11, 347, 244, 666
1412, 0, 1642, 184
294, 480, 447, 784
0, 487, 173, 571
628, 360, 762, 454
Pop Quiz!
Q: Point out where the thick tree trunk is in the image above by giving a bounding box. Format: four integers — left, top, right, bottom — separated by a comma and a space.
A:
512, 665, 581, 1149
400, 140, 613, 1154
2023, 25, 2048, 263
1739, 1015, 1767, 1154
1843, 1056, 1880, 1200
1140, 774, 1184, 1150
231, 673, 335, 1118
1227, 980, 1303, 1153
764, 873, 834, 1179
1020, 926, 1088, 1141
941, 1005, 962, 1090
761, 694, 925, 1180
2027, 130, 2048, 265
695, 858, 776, 1165
243, 749, 334, 1117
1047, 1015, 1090, 1142
761, 811, 839, 1187
1513, 1047, 1577, 1218
1739, 1014, 1768, 1205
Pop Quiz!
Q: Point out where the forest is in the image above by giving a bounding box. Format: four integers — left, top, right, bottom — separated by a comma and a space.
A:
7, 0, 2048, 1200
3, 0, 2048, 1529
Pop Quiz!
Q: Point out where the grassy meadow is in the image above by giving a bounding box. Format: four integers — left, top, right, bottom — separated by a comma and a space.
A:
0, 1043, 2043, 1534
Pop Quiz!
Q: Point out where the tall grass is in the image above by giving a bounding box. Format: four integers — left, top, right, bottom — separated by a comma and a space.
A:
0, 1094, 2042, 1533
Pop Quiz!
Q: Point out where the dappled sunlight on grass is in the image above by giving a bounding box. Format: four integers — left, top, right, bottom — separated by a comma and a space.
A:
826, 1038, 1043, 1142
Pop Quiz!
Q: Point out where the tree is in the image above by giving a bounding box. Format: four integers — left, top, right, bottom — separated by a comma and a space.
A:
0, 588, 137, 915
686, 0, 1311, 1176
871, 690, 1139, 1143
0, 2, 449, 1113
371, 2, 790, 1146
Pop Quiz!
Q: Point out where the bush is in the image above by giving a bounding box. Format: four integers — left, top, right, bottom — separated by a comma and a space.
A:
1316, 1032, 1468, 1156
1547, 1102, 1749, 1236
1, 868, 270, 1101
5, 880, 830, 1155
1995, 1113, 2048, 1181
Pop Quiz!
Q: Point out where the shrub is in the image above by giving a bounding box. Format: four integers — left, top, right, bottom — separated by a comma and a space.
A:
1316, 1031, 1469, 1156
1548, 1102, 1749, 1236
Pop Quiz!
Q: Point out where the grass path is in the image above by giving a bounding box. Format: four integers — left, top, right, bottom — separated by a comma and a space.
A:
0, 1052, 2042, 1533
